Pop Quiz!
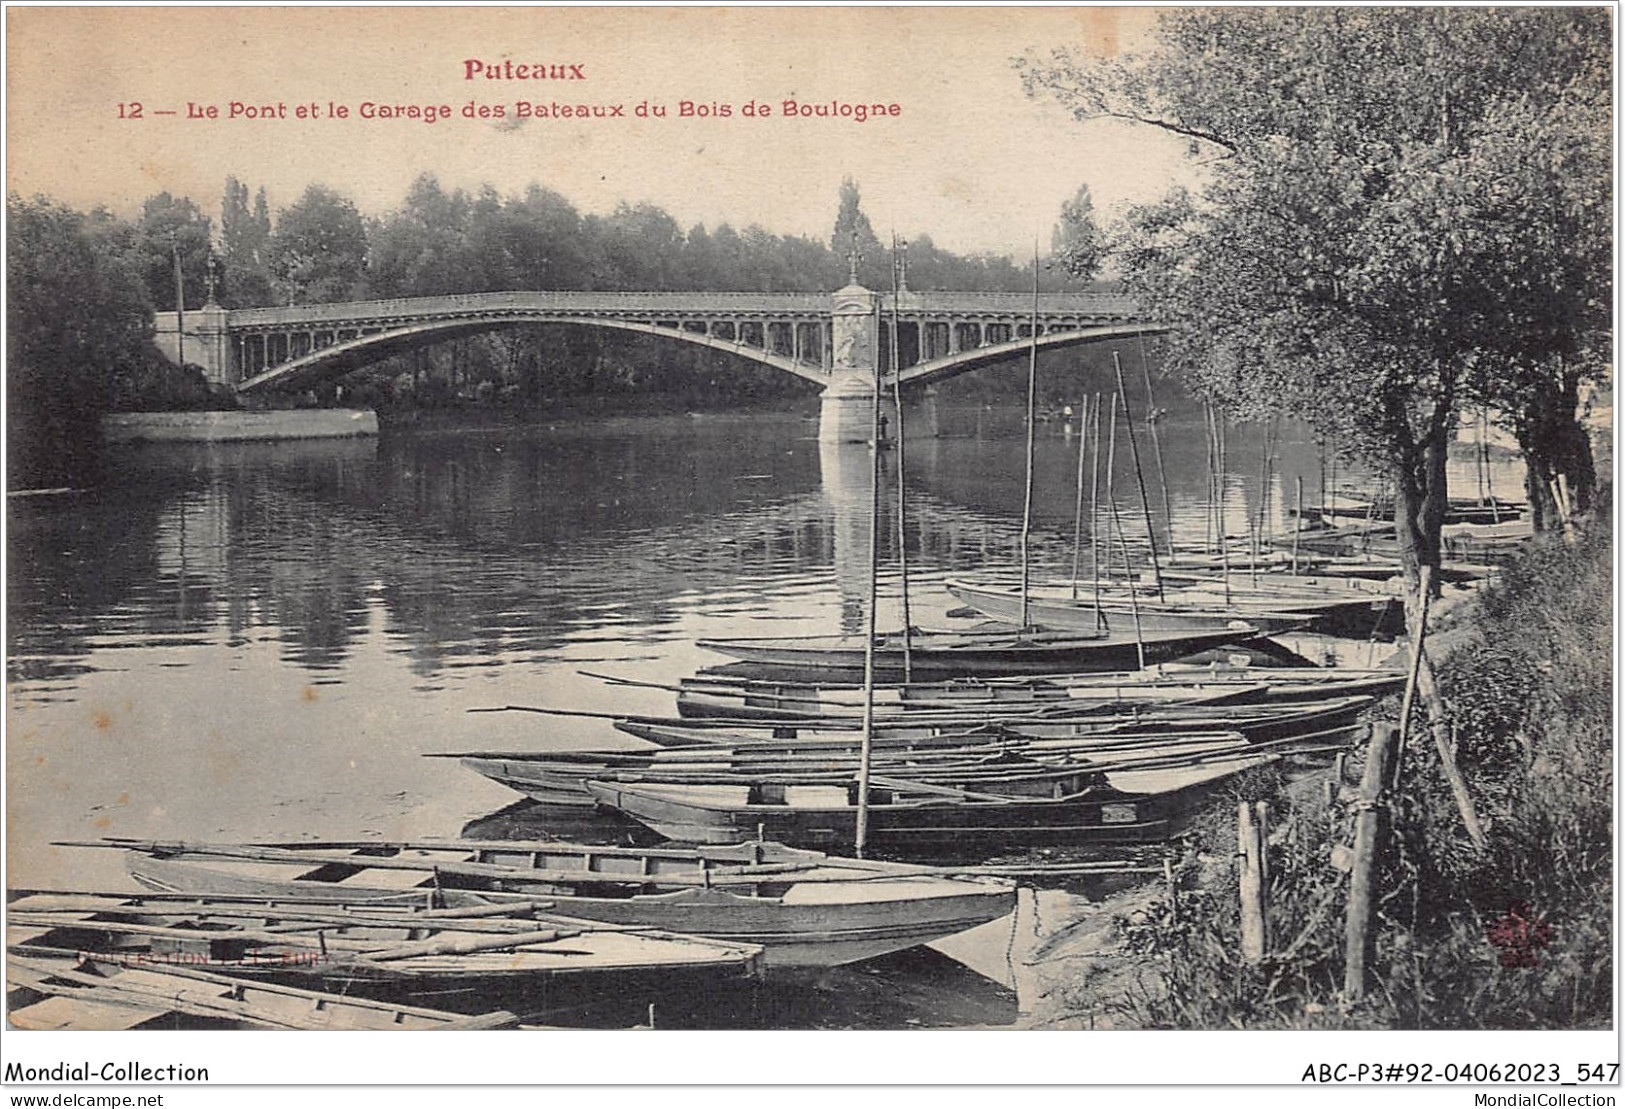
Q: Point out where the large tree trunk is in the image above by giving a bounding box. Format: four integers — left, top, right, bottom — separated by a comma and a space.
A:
1390, 420, 1450, 601
1390, 412, 1488, 847
1517, 371, 1596, 532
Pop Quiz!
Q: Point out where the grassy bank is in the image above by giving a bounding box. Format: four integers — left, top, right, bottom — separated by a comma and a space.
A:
1067, 507, 1613, 1030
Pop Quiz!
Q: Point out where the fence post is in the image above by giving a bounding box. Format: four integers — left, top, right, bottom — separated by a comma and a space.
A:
1239, 801, 1265, 965
1255, 800, 1271, 952
1344, 722, 1398, 1002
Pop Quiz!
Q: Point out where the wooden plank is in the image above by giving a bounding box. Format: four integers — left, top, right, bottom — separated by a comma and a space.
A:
8, 994, 167, 1031
1344, 722, 1397, 1001
8, 951, 517, 1030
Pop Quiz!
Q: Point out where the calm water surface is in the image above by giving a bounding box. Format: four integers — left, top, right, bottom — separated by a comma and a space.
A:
4, 394, 1524, 1026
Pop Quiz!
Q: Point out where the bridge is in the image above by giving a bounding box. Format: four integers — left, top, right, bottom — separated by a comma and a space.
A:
153, 282, 1160, 441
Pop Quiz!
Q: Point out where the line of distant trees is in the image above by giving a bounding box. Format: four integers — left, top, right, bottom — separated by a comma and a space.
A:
7, 175, 1105, 487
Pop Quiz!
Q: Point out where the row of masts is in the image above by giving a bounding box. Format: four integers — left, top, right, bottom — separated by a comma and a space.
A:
853, 242, 1211, 855
847, 243, 1501, 854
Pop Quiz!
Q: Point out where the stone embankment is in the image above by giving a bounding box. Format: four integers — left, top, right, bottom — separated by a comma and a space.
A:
102, 409, 379, 443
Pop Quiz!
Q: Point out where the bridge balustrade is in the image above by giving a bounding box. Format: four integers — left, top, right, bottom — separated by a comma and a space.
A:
157, 288, 1151, 395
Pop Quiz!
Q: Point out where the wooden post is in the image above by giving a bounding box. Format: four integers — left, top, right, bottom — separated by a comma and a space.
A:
1399, 565, 1488, 848
1344, 722, 1398, 1003
1392, 564, 1435, 785
1419, 653, 1489, 849
1291, 476, 1304, 575
1254, 801, 1271, 952
1163, 854, 1179, 925
1238, 802, 1265, 965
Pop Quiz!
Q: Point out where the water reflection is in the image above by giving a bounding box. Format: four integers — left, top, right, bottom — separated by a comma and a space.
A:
5, 401, 1527, 939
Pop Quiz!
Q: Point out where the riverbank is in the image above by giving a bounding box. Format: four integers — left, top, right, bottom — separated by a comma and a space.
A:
101, 408, 379, 443
1014, 509, 1613, 1030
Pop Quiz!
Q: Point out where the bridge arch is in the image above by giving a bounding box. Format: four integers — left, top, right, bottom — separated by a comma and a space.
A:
235, 314, 830, 396
893, 324, 1170, 389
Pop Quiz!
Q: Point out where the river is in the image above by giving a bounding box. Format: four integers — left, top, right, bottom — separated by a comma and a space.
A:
4, 390, 1525, 1027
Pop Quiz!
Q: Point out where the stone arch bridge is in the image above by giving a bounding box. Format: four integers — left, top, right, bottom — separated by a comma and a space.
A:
155, 286, 1161, 440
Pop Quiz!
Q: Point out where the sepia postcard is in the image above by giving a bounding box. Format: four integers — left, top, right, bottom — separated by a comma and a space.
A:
3, 4, 1615, 1100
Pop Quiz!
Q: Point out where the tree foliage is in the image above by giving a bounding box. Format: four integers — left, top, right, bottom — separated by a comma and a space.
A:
267, 185, 369, 304
1051, 184, 1103, 281
221, 177, 274, 306
1020, 7, 1610, 562
7, 196, 158, 485
131, 192, 213, 312
830, 175, 886, 286
9, 173, 1100, 475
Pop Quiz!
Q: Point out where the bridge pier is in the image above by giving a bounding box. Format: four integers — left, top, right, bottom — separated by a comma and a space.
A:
818, 282, 880, 444
916, 384, 941, 440
154, 304, 236, 387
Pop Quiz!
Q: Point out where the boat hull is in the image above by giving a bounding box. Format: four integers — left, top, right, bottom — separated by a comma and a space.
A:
942, 581, 1306, 636
696, 626, 1264, 679
946, 578, 1398, 639
119, 843, 1016, 969
585, 758, 1267, 851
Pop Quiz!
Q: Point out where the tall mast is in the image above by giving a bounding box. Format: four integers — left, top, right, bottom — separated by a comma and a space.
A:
854, 286, 883, 858
1069, 392, 1091, 600
1090, 393, 1103, 629
1018, 243, 1040, 629
1112, 352, 1164, 598
1138, 333, 1175, 559
1104, 395, 1146, 668
889, 235, 912, 681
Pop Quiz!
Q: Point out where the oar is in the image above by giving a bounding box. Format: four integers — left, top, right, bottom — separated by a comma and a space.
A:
4, 953, 446, 1032
863, 773, 1024, 805
58, 840, 844, 889
361, 928, 580, 962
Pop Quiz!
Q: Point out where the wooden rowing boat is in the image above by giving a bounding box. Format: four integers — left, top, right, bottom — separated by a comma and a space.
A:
585, 748, 1279, 850
659, 665, 1405, 721
8, 888, 765, 1014
945, 576, 1398, 638
70, 838, 1017, 969
624, 694, 1374, 752
941, 579, 1311, 636
6, 943, 520, 1030
447, 729, 1261, 807
695, 625, 1267, 679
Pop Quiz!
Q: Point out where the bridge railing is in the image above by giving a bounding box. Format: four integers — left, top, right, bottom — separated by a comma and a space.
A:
893, 291, 1138, 316
227, 290, 834, 327
223, 289, 1141, 328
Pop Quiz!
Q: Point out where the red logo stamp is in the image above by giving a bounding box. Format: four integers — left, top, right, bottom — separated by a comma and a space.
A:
1485, 901, 1553, 968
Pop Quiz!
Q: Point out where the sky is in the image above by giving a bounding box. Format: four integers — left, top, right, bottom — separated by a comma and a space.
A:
5, 6, 1195, 259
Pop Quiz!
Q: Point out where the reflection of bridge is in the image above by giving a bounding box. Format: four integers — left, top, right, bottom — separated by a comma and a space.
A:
154, 287, 1156, 399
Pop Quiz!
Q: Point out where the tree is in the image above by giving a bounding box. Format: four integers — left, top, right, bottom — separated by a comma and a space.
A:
7, 196, 157, 485
367, 174, 482, 297
596, 201, 685, 289
131, 192, 213, 311
266, 184, 368, 303
1051, 184, 1104, 282
1020, 8, 1611, 581
829, 177, 886, 287
221, 177, 274, 306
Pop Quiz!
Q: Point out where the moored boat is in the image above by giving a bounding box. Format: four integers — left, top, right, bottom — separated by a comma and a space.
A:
945, 576, 1398, 638
8, 887, 765, 1014
695, 624, 1267, 679
6, 933, 522, 1030
446, 728, 1261, 807
941, 578, 1311, 636
585, 748, 1279, 851
658, 668, 1402, 723
72, 837, 1017, 969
